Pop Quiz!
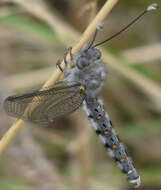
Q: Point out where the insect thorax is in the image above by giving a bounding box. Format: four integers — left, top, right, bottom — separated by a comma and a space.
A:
65, 43, 107, 98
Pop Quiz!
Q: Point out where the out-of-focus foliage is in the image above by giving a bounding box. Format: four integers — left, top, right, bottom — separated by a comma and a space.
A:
0, 0, 160, 190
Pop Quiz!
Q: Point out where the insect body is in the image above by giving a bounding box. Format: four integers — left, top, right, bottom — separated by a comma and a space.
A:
4, 3, 158, 188
65, 44, 140, 187
4, 43, 140, 187
83, 96, 140, 187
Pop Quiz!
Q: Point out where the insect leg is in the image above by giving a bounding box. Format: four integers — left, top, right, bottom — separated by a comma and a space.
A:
68, 47, 73, 61
64, 47, 73, 70
57, 47, 73, 75
63, 52, 68, 66
56, 59, 63, 72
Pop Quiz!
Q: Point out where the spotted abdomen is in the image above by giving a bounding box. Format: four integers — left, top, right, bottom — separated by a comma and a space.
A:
83, 96, 141, 188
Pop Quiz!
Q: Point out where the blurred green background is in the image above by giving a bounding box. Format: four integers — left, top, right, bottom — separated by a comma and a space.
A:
0, 0, 161, 190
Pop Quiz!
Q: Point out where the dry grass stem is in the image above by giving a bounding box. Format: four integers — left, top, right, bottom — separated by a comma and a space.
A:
122, 42, 161, 64
68, 110, 92, 190
90, 0, 98, 21
78, 2, 93, 18
0, 77, 66, 190
0, 0, 118, 153
102, 52, 161, 111
6, 66, 56, 90
4, 0, 161, 112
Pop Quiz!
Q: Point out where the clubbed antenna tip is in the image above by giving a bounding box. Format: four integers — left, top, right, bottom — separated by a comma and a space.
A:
147, 3, 158, 11
97, 23, 104, 30
92, 3, 158, 48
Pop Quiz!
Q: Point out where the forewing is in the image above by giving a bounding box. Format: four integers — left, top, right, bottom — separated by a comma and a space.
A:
4, 81, 85, 125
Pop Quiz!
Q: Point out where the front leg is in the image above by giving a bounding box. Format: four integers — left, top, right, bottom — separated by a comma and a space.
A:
56, 48, 73, 74
56, 59, 63, 72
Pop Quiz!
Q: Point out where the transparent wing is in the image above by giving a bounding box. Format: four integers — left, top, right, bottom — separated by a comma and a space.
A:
4, 81, 85, 126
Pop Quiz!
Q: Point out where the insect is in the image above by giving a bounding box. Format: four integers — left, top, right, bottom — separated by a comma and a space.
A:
3, 3, 158, 188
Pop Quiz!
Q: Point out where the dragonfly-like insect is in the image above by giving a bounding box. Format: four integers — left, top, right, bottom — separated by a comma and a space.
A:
3, 3, 158, 188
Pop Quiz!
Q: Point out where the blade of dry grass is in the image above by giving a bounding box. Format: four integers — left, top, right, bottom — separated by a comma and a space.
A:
6, 66, 55, 90
0, 0, 118, 153
121, 42, 161, 64
102, 51, 161, 112
0, 75, 66, 190
68, 110, 93, 190
4, 11, 161, 112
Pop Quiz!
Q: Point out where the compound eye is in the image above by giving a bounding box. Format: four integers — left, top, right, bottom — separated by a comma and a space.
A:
93, 49, 101, 59
76, 57, 89, 69
87, 48, 101, 60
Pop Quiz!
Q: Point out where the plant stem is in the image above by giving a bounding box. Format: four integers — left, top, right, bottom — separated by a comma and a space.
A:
0, 0, 118, 154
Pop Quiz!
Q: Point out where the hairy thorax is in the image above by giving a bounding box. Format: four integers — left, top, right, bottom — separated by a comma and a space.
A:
65, 44, 107, 98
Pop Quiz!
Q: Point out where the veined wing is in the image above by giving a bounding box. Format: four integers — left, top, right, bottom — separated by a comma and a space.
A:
4, 81, 85, 126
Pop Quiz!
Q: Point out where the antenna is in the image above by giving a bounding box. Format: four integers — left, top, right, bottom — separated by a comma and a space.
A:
87, 23, 104, 50
92, 3, 158, 48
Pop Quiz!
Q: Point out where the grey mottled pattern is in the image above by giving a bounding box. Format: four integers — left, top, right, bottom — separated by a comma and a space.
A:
4, 42, 141, 187
65, 43, 106, 98
83, 96, 140, 188
64, 43, 140, 187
